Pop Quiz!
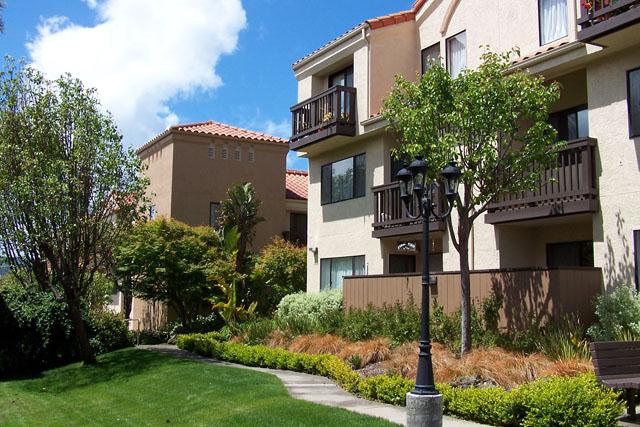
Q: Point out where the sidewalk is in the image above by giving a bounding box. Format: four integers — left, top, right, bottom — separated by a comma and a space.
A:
140, 344, 485, 427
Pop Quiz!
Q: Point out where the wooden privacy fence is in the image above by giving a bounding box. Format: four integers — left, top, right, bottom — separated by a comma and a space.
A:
343, 267, 602, 331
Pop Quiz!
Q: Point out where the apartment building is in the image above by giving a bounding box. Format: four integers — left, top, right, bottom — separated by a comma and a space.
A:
116, 121, 308, 328
290, 0, 640, 295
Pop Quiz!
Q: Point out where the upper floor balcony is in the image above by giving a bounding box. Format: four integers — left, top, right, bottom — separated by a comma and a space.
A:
577, 0, 640, 43
485, 138, 598, 224
290, 86, 357, 150
372, 182, 446, 238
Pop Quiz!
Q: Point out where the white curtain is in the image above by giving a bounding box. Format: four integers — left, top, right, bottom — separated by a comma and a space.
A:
447, 31, 467, 78
540, 0, 568, 45
331, 257, 353, 290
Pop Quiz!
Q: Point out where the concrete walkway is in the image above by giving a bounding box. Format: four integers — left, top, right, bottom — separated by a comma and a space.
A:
140, 344, 485, 427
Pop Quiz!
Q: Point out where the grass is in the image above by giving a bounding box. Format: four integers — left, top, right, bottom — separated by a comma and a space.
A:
0, 348, 395, 427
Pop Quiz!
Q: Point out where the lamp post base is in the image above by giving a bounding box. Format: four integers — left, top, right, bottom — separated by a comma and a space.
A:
406, 392, 442, 427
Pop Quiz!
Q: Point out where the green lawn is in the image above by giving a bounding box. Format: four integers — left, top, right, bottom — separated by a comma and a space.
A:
0, 348, 395, 427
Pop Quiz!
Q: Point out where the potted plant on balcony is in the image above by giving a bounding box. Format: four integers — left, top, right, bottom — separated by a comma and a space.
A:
322, 111, 334, 123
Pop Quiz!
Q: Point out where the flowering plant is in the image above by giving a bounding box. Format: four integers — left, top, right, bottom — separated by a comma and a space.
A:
582, 0, 593, 11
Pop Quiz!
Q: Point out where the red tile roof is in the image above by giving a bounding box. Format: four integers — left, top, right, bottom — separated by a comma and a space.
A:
286, 169, 308, 200
138, 120, 287, 154
511, 41, 571, 66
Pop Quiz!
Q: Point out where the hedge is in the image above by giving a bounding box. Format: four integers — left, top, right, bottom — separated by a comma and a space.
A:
177, 333, 624, 426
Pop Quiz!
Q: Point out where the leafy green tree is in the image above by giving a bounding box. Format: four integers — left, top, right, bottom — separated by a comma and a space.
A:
114, 218, 239, 326
0, 60, 147, 364
219, 182, 264, 272
252, 236, 307, 314
383, 50, 560, 354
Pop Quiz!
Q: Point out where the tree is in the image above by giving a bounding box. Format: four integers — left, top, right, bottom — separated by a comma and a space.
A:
383, 50, 560, 354
0, 60, 147, 364
114, 218, 239, 326
252, 236, 307, 314
219, 182, 264, 273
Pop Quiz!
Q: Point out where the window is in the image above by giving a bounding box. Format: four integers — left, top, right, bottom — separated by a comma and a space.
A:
235, 145, 241, 161
546, 241, 594, 268
446, 31, 467, 78
628, 67, 640, 138
421, 42, 441, 75
390, 153, 405, 182
209, 202, 220, 227
329, 65, 354, 88
539, 0, 568, 46
321, 154, 366, 204
389, 254, 416, 274
149, 205, 156, 220
221, 144, 228, 160
248, 146, 255, 163
289, 213, 307, 245
549, 106, 589, 141
634, 230, 640, 291
320, 255, 365, 291
208, 143, 215, 159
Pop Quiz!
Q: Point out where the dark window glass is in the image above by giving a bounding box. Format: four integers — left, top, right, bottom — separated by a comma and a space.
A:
421, 43, 441, 74
634, 230, 640, 291
289, 213, 307, 245
549, 106, 589, 141
389, 255, 416, 274
354, 154, 366, 198
390, 154, 405, 182
320, 255, 365, 291
628, 68, 640, 138
321, 154, 366, 204
321, 164, 332, 205
546, 241, 594, 268
329, 66, 354, 88
209, 202, 220, 227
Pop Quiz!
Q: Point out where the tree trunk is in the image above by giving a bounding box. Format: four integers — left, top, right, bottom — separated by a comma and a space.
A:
68, 297, 97, 365
458, 217, 472, 355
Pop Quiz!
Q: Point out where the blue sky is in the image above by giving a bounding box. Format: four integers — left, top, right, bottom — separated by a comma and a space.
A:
0, 0, 404, 171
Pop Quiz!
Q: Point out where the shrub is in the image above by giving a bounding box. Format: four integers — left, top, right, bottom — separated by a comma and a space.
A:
235, 318, 278, 346
87, 311, 132, 354
252, 237, 306, 314
178, 333, 624, 426
276, 291, 343, 335
588, 284, 640, 341
536, 316, 591, 361
0, 279, 75, 377
339, 300, 420, 346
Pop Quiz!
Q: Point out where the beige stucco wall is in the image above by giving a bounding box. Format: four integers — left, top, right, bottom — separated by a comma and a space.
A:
369, 20, 420, 116
306, 132, 389, 292
166, 133, 289, 251
417, 0, 578, 70
588, 48, 640, 287
141, 140, 174, 218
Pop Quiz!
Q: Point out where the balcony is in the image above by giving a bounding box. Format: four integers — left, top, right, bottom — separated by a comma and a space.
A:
289, 86, 356, 150
486, 138, 598, 224
577, 0, 640, 43
372, 182, 446, 238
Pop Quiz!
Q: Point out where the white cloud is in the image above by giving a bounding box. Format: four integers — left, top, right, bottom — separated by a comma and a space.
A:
261, 119, 291, 140
27, 0, 246, 146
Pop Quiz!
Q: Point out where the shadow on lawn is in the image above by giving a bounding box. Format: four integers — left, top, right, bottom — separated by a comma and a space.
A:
15, 348, 178, 394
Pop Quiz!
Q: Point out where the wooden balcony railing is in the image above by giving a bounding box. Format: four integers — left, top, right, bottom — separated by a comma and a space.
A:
486, 138, 598, 224
577, 0, 640, 42
290, 86, 356, 150
372, 182, 446, 238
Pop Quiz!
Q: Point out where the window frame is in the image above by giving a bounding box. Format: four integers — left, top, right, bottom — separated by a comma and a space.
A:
538, 0, 569, 46
627, 66, 640, 138
446, 30, 467, 78
320, 255, 365, 291
421, 42, 441, 75
209, 202, 221, 227
320, 153, 366, 205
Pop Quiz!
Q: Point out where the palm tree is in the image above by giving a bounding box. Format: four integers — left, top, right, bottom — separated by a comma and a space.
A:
218, 182, 264, 273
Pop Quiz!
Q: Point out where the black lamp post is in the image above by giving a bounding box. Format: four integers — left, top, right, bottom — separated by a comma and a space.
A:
396, 156, 461, 397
